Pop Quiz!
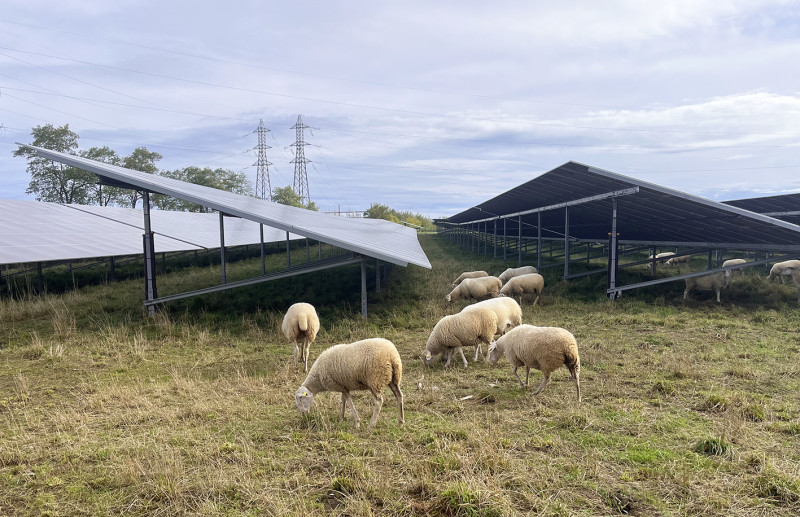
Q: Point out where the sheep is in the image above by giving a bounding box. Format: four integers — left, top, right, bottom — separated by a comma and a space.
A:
683, 270, 732, 303
486, 324, 581, 402
295, 338, 404, 431
498, 266, 538, 284
768, 259, 800, 284
665, 254, 690, 268
499, 273, 544, 306
461, 297, 522, 338
423, 307, 498, 368
446, 276, 502, 305
281, 302, 321, 372
452, 270, 489, 287
721, 258, 747, 276
789, 267, 800, 303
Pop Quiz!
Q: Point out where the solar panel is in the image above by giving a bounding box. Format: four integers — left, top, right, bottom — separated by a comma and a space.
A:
19, 145, 432, 269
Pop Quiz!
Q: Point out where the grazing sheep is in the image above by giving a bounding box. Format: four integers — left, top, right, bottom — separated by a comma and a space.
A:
722, 258, 747, 276
446, 276, 502, 305
424, 308, 498, 368
498, 266, 538, 284
768, 259, 800, 284
461, 297, 522, 337
683, 270, 732, 303
295, 338, 404, 431
452, 270, 489, 287
665, 254, 690, 268
499, 273, 545, 306
282, 302, 321, 372
486, 324, 581, 402
648, 251, 675, 263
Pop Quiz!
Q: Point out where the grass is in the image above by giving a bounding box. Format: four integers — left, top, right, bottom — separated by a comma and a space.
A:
1, 234, 800, 516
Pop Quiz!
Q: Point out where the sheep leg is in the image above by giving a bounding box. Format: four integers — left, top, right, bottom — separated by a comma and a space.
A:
303, 339, 310, 372
342, 392, 360, 428
532, 291, 540, 306
293, 341, 299, 370
443, 349, 453, 368
367, 390, 384, 432
715, 289, 721, 303
532, 373, 551, 396
389, 382, 405, 425
512, 365, 526, 388
569, 365, 581, 403
457, 347, 468, 368
683, 289, 690, 300
473, 343, 482, 362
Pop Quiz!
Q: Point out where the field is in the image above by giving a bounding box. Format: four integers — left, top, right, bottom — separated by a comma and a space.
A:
1, 234, 800, 516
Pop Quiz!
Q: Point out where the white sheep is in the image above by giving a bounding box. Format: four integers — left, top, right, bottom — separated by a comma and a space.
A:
281, 302, 321, 372
721, 258, 747, 276
498, 266, 538, 284
452, 270, 489, 287
683, 270, 732, 303
461, 297, 522, 338
486, 324, 581, 402
423, 307, 498, 368
446, 276, 502, 305
665, 254, 690, 268
499, 273, 544, 306
295, 338, 404, 431
768, 259, 800, 284
788, 267, 800, 303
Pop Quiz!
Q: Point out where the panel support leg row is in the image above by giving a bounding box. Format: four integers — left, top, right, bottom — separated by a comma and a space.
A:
286, 231, 291, 268
219, 212, 227, 285
564, 207, 570, 279
537, 212, 542, 270
142, 191, 157, 316
259, 224, 266, 275
608, 197, 619, 299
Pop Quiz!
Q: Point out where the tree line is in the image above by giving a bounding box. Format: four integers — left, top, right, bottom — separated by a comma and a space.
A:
13, 123, 317, 212
13, 124, 434, 228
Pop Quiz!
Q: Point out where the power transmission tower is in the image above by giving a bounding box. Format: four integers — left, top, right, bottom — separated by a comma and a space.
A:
290, 115, 313, 205
254, 119, 272, 200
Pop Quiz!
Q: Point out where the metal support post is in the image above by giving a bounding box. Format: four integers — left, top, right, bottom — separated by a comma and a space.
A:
518, 216, 522, 265
503, 218, 507, 261
493, 219, 497, 258
375, 259, 381, 294
360, 259, 368, 319
608, 198, 619, 299
260, 224, 266, 275
306, 238, 310, 263
142, 191, 157, 316
286, 231, 291, 268
219, 212, 227, 285
537, 212, 542, 270
707, 250, 713, 270
564, 207, 570, 278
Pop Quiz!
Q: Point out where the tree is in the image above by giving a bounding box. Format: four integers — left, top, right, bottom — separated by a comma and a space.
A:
364, 202, 392, 220
13, 124, 95, 204
271, 185, 320, 211
364, 202, 434, 230
120, 147, 162, 208
152, 166, 252, 212
79, 146, 120, 206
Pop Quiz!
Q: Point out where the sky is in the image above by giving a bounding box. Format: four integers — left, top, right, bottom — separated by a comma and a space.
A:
1, 0, 800, 218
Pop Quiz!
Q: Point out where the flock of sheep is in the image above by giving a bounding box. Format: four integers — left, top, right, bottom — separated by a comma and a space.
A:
650, 255, 800, 303
285, 266, 581, 432
284, 258, 800, 431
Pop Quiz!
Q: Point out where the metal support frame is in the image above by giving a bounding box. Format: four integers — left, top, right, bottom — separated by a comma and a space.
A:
260, 224, 266, 275
564, 207, 570, 278
537, 212, 542, 270
375, 259, 381, 294
608, 197, 619, 299
493, 219, 497, 258
219, 212, 227, 285
142, 191, 157, 316
361, 258, 368, 319
517, 216, 522, 265
286, 231, 291, 268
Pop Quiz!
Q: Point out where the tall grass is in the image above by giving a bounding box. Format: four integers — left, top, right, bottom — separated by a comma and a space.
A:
0, 234, 799, 516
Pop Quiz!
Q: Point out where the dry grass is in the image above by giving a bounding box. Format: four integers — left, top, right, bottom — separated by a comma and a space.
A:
1, 234, 799, 516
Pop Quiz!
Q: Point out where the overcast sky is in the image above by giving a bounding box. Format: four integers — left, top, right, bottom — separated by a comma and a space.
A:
2, 1, 799, 217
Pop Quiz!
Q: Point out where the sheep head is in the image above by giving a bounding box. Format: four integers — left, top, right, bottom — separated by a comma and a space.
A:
486, 341, 502, 365
295, 386, 315, 414
423, 349, 435, 366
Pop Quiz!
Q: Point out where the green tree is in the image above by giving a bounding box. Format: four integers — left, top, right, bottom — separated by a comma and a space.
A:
152, 166, 252, 212
271, 185, 320, 211
364, 202, 434, 230
120, 147, 162, 208
79, 146, 120, 206
13, 124, 95, 204
364, 202, 392, 220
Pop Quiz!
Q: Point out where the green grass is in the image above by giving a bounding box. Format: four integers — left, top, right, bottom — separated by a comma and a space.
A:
1, 234, 800, 515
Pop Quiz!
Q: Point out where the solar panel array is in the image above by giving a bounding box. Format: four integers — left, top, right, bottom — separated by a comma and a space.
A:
442, 161, 800, 250
20, 145, 432, 269
0, 200, 303, 265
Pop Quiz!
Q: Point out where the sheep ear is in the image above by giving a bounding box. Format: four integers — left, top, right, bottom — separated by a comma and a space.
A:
424, 351, 432, 360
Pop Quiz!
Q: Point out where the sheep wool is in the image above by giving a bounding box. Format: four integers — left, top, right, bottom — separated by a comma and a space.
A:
499, 273, 544, 306
446, 276, 502, 304
295, 338, 404, 431
487, 324, 581, 402
684, 270, 732, 303
722, 258, 747, 276
461, 296, 522, 337
281, 302, 321, 372
789, 267, 800, 303
768, 259, 800, 284
452, 270, 489, 287
424, 307, 498, 368
498, 266, 538, 284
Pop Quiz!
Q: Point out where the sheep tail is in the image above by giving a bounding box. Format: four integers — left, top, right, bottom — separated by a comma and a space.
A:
298, 313, 309, 332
